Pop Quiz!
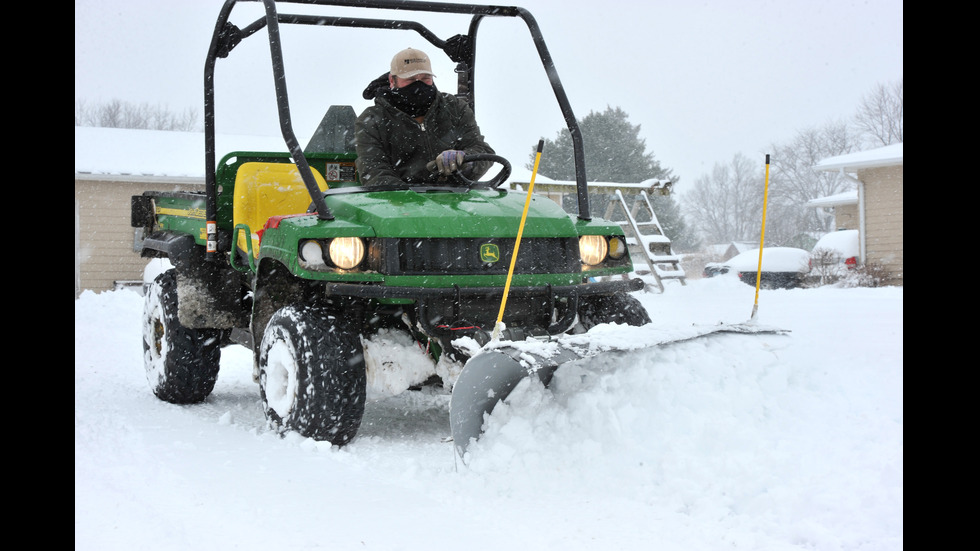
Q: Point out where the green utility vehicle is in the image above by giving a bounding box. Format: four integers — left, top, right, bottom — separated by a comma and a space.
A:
132, 0, 649, 448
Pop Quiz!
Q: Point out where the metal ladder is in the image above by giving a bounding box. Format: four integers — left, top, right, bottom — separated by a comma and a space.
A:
603, 190, 686, 292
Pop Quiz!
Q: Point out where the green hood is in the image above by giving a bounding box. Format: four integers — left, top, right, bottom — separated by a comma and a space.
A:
323, 188, 576, 238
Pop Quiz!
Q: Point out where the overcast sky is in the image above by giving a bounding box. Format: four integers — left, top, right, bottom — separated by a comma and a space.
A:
75, 0, 903, 189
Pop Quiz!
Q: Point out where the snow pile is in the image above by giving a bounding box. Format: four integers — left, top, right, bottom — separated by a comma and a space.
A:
362, 327, 462, 399
75, 276, 902, 550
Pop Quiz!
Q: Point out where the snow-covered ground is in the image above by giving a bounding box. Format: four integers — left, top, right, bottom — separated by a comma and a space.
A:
75, 275, 902, 551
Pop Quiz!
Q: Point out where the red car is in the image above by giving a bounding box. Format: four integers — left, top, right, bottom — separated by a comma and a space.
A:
810, 230, 860, 283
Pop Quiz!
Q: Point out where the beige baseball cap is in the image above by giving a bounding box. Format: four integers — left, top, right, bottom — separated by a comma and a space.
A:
390, 47, 435, 79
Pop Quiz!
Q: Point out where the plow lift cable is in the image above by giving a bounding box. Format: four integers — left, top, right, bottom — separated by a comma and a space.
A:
492, 139, 545, 341
750, 154, 772, 321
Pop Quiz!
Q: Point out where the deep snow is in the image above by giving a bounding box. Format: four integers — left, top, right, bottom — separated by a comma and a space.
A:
75, 275, 902, 550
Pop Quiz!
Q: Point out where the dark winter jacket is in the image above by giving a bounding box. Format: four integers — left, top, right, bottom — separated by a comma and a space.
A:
354, 89, 494, 186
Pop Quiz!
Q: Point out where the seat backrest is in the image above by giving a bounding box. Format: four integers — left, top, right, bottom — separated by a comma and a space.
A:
233, 162, 329, 257
306, 105, 358, 154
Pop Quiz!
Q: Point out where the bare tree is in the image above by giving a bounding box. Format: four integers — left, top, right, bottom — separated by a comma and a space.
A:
767, 121, 857, 240
683, 153, 766, 244
75, 99, 199, 131
680, 77, 900, 251
853, 78, 903, 147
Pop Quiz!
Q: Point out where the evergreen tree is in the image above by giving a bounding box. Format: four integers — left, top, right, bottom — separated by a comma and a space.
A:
529, 106, 693, 247
529, 106, 675, 183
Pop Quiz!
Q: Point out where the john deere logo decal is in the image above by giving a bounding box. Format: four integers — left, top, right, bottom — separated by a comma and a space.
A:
480, 243, 500, 263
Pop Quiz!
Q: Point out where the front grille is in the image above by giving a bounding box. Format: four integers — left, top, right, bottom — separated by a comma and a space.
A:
372, 237, 577, 276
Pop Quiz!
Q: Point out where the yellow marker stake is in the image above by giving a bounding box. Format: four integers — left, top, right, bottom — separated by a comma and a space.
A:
493, 139, 545, 341
750, 154, 771, 321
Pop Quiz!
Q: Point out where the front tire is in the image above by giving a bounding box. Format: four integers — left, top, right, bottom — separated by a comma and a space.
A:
258, 305, 366, 445
575, 292, 652, 332
143, 270, 221, 404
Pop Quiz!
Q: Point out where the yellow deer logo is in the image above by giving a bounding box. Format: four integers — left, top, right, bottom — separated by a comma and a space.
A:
480, 243, 500, 263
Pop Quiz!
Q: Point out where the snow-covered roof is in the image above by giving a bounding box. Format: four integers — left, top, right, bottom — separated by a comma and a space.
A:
506, 167, 556, 185
814, 143, 903, 172
74, 126, 300, 182
75, 126, 674, 190
730, 241, 757, 254
807, 190, 858, 208
522, 178, 670, 188
510, 176, 671, 191
705, 243, 729, 256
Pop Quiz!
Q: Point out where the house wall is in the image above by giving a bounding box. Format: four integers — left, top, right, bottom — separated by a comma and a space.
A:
75, 177, 204, 296
835, 204, 859, 230
860, 165, 903, 285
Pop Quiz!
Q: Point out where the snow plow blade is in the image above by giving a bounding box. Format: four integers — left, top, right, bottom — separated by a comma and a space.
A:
450, 344, 583, 457
449, 322, 788, 457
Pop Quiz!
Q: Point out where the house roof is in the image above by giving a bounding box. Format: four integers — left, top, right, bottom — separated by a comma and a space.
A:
74, 126, 546, 185
74, 126, 661, 187
807, 190, 858, 208
74, 126, 299, 182
814, 142, 903, 172
731, 241, 757, 253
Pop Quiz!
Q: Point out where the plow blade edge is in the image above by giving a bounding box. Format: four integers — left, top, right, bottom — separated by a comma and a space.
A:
449, 345, 583, 457
448, 322, 788, 457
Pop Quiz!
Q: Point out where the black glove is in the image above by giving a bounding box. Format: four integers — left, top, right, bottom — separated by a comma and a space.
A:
435, 150, 465, 175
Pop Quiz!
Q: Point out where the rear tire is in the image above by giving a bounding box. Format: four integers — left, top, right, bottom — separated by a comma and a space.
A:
258, 305, 366, 445
575, 292, 651, 332
143, 270, 221, 404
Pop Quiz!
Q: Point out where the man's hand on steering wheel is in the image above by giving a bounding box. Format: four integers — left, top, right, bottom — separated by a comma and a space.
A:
434, 150, 465, 175
427, 152, 511, 189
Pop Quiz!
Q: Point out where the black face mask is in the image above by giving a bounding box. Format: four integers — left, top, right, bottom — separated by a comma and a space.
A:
384, 80, 438, 118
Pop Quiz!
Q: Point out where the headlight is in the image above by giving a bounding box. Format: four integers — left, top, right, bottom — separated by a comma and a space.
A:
607, 236, 627, 259
579, 235, 608, 266
328, 237, 365, 270
299, 240, 326, 267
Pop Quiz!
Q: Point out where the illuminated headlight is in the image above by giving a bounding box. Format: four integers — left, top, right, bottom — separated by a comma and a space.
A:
328, 237, 365, 270
579, 235, 608, 266
607, 236, 627, 259
299, 240, 326, 267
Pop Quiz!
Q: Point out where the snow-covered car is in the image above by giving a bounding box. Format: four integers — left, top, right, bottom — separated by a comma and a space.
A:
702, 262, 730, 278
725, 247, 811, 289
809, 230, 859, 283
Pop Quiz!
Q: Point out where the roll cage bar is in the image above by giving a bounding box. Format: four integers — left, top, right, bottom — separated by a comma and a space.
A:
204, 0, 592, 254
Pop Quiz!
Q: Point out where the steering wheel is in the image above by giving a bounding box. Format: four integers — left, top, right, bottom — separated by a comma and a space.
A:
429, 153, 512, 189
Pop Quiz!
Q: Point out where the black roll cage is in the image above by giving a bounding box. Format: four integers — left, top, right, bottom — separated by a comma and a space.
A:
204, 0, 593, 254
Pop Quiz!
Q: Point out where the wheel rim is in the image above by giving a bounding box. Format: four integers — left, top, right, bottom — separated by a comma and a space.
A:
264, 338, 299, 419
143, 291, 167, 384
151, 318, 164, 357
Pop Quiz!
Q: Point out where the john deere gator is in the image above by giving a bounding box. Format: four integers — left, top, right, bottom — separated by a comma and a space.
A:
131, 0, 650, 451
